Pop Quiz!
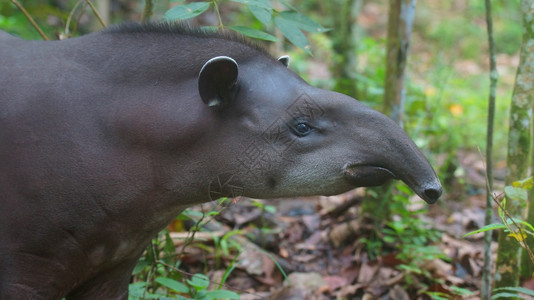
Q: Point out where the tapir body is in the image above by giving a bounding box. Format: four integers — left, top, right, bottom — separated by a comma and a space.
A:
0, 23, 441, 299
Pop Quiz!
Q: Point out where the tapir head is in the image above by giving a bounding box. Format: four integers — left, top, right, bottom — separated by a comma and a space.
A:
198, 55, 442, 204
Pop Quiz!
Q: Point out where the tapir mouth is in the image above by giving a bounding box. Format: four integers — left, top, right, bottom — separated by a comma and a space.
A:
343, 164, 397, 187
342, 163, 442, 204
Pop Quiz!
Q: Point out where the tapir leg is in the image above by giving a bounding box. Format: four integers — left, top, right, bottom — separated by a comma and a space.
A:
1, 284, 51, 300
65, 259, 138, 300
66, 258, 140, 300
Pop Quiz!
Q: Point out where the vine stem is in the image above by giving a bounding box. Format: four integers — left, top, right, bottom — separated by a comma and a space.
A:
85, 0, 107, 28
213, 0, 225, 28
9, 0, 48, 40
492, 192, 534, 264
65, 0, 86, 37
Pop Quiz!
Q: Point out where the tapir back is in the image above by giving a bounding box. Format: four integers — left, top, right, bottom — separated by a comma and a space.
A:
0, 25, 283, 298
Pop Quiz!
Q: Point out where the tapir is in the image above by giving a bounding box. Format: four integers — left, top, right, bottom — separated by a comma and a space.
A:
0, 22, 442, 299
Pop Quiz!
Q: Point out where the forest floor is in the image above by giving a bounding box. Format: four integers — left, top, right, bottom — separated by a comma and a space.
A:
163, 151, 532, 299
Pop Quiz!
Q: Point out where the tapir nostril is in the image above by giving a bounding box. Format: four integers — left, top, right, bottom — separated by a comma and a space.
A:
424, 187, 442, 203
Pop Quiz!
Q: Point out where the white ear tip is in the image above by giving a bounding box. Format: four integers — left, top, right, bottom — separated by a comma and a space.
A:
278, 55, 290, 67
200, 56, 238, 75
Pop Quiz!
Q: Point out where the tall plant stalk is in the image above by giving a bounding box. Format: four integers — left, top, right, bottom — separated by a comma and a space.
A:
482, 0, 497, 298
383, 0, 417, 127
363, 0, 417, 221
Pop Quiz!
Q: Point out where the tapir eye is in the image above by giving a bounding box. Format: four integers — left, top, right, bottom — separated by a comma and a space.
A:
294, 122, 313, 136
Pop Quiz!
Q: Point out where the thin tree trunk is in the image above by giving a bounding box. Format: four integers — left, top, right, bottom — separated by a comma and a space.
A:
495, 0, 534, 289
330, 0, 362, 98
362, 0, 417, 220
482, 0, 497, 298
383, 0, 416, 127
527, 116, 534, 277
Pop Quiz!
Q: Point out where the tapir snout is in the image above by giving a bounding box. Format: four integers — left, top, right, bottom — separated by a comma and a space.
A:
339, 101, 442, 204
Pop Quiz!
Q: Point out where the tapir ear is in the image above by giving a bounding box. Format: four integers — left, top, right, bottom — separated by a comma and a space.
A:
278, 55, 290, 68
198, 56, 239, 109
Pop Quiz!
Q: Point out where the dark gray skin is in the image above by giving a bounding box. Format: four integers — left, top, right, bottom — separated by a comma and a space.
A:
0, 23, 442, 299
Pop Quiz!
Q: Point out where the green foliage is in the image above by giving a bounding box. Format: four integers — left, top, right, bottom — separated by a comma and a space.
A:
129, 273, 240, 299
0, 1, 65, 39
129, 199, 290, 299
251, 199, 276, 214
156, 277, 189, 294
464, 177, 534, 289
362, 182, 444, 290
129, 206, 241, 300
164, 2, 211, 20
423, 286, 474, 300
248, 199, 278, 249
162, 0, 328, 54
227, 25, 276, 41
464, 177, 534, 247
386, 183, 443, 265
491, 287, 534, 299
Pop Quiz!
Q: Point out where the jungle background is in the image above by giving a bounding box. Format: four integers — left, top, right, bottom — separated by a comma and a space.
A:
1, 0, 533, 299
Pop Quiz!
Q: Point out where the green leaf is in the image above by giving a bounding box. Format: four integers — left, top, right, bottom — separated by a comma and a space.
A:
129, 282, 165, 299
132, 258, 149, 275
187, 273, 210, 291
278, 11, 329, 33
278, 0, 297, 11
512, 176, 533, 189
230, 0, 271, 10
397, 264, 423, 274
498, 196, 507, 220
493, 287, 534, 296
274, 16, 311, 54
163, 231, 176, 254
251, 199, 264, 208
204, 289, 240, 299
463, 223, 507, 237
163, 232, 176, 265
383, 236, 396, 243
249, 4, 272, 26
181, 209, 204, 219
519, 220, 534, 233
238, 0, 273, 26
504, 185, 528, 202
491, 292, 525, 299
264, 204, 276, 214
422, 292, 449, 300
256, 247, 288, 279
219, 252, 241, 289
155, 277, 190, 293
395, 183, 413, 195
129, 282, 146, 295
217, 197, 230, 205
163, 2, 210, 21
220, 238, 229, 256
450, 285, 475, 296
207, 211, 220, 217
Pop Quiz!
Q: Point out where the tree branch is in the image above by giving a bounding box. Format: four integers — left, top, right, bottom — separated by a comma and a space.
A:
9, 0, 48, 40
